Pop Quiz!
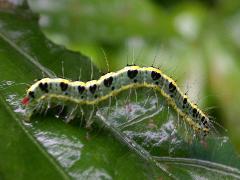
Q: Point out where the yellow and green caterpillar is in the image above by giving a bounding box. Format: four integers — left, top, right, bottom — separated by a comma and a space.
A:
22, 65, 211, 136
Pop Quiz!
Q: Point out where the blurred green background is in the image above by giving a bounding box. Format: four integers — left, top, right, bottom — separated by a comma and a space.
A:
26, 0, 240, 152
1, 0, 240, 178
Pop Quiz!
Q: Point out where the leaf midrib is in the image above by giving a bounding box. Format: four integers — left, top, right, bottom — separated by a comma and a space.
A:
154, 156, 240, 178
0, 32, 54, 78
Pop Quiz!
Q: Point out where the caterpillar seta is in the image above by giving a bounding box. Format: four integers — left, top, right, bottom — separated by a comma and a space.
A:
22, 65, 211, 137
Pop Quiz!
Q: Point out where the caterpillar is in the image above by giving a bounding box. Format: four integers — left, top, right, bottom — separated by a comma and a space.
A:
22, 65, 211, 136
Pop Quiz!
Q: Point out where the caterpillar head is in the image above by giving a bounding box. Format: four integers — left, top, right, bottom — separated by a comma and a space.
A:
21, 78, 50, 106
22, 90, 35, 105
21, 88, 39, 120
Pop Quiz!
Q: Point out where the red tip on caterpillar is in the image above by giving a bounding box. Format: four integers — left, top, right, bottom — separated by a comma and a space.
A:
22, 97, 29, 105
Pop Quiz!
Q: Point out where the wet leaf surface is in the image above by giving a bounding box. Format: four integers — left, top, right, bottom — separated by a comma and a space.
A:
1, 2, 240, 179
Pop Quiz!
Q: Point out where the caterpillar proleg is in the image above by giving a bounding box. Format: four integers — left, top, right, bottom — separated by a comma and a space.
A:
22, 65, 211, 136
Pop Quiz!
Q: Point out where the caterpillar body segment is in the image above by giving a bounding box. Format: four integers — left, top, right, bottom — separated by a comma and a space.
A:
22, 65, 211, 136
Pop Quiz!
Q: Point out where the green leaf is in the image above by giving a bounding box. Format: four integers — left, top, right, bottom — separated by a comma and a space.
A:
0, 95, 69, 180
96, 88, 240, 179
1, 2, 240, 179
0, 4, 163, 179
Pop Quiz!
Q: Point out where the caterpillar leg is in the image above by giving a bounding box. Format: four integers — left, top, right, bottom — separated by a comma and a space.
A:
134, 89, 138, 103
114, 96, 119, 111
79, 106, 85, 128
43, 99, 51, 116
107, 96, 112, 116
55, 104, 65, 119
64, 104, 78, 123
85, 105, 95, 129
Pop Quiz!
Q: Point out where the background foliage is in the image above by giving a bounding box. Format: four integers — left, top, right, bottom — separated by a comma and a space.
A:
1, 0, 240, 179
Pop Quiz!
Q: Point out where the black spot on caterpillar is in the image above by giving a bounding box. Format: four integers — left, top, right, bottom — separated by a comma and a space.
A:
22, 65, 211, 136
127, 69, 138, 79
168, 82, 176, 93
103, 76, 113, 87
28, 91, 35, 98
60, 82, 68, 91
151, 71, 161, 80
39, 82, 49, 93
78, 86, 85, 94
89, 84, 97, 94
